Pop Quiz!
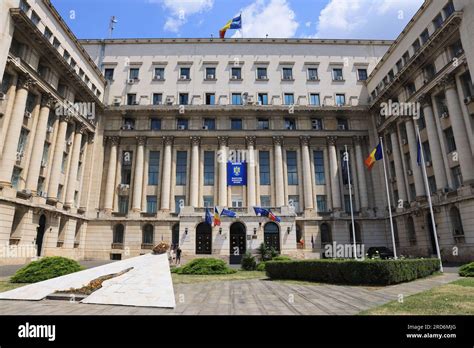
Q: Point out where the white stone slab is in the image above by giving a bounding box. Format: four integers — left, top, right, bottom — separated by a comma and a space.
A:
0, 254, 175, 308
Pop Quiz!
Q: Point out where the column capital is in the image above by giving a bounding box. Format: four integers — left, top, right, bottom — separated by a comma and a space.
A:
40, 93, 56, 108
163, 136, 174, 146
17, 73, 36, 91
136, 136, 147, 146
386, 123, 398, 134
218, 136, 229, 147
58, 113, 72, 123
299, 135, 311, 146
245, 136, 256, 147
76, 123, 88, 134
272, 136, 284, 146
417, 93, 432, 108
107, 136, 120, 146
190, 136, 201, 146
352, 135, 365, 145
437, 74, 456, 90
326, 136, 337, 146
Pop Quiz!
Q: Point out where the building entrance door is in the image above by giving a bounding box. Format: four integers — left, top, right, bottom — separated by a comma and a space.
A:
36, 214, 46, 256
229, 222, 246, 264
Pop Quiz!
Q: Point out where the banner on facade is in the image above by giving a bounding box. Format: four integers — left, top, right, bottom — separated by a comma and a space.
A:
227, 161, 247, 186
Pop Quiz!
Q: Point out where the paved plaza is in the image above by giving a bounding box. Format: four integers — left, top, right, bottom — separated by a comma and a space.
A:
0, 272, 459, 315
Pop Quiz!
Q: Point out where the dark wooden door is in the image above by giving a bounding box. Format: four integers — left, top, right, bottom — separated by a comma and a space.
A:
230, 225, 246, 264
196, 223, 212, 254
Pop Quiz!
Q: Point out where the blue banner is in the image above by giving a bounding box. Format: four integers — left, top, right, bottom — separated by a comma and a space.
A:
227, 161, 247, 186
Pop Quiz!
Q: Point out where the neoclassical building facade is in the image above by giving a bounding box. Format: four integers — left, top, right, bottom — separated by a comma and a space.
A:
0, 0, 473, 264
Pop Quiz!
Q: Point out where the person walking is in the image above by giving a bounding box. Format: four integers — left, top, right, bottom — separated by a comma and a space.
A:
176, 246, 182, 265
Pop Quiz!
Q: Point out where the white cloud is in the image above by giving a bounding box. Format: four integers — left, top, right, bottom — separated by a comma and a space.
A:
305, 21, 312, 28
314, 0, 424, 39
232, 0, 299, 38
150, 0, 214, 33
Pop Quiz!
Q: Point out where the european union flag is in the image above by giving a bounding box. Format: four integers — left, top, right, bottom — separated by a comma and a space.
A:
205, 208, 213, 226
253, 207, 269, 217
221, 208, 237, 218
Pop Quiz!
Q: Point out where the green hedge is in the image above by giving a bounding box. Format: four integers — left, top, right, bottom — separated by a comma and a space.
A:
265, 258, 440, 285
171, 258, 236, 275
459, 262, 474, 277
11, 257, 83, 283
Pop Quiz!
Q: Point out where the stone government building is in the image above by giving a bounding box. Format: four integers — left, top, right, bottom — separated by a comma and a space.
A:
0, 0, 473, 264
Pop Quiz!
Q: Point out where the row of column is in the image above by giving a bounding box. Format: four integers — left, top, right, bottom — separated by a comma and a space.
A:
102, 134, 370, 213
0, 72, 90, 207
386, 74, 474, 203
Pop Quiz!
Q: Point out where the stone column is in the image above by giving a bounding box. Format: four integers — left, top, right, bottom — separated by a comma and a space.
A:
189, 136, 200, 208
246, 136, 256, 209
405, 119, 425, 198
389, 126, 408, 203
300, 136, 314, 210
25, 94, 55, 193
64, 124, 86, 207
132, 136, 146, 212
440, 75, 474, 184
353, 136, 368, 210
160, 136, 173, 210
418, 94, 448, 190
218, 136, 228, 206
104, 136, 119, 212
273, 136, 285, 207
0, 74, 35, 186
47, 115, 70, 201
327, 136, 341, 210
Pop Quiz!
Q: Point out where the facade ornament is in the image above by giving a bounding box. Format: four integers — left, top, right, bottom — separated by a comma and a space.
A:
352, 135, 365, 145
17, 73, 36, 90
299, 135, 311, 146
245, 136, 256, 147
40, 93, 56, 109
108, 136, 120, 146
163, 136, 174, 146
217, 136, 229, 147
190, 136, 201, 146
417, 93, 431, 108
437, 74, 456, 90
137, 136, 147, 146
326, 136, 337, 146
272, 136, 284, 146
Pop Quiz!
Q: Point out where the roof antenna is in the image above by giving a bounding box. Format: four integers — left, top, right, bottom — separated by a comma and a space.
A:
109, 16, 118, 38
266, 34, 269, 38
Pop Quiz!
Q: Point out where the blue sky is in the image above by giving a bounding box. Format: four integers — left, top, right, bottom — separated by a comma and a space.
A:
52, 0, 424, 40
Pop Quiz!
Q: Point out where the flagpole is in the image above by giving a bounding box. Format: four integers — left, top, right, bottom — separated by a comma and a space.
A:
379, 136, 398, 259
345, 145, 357, 260
415, 124, 443, 272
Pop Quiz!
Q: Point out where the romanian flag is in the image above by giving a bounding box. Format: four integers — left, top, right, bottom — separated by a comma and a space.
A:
213, 207, 221, 227
219, 14, 242, 38
268, 211, 281, 223
364, 143, 383, 170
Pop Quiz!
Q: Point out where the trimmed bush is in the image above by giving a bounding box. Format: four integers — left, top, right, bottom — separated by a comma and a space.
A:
265, 258, 440, 285
241, 252, 257, 271
256, 262, 266, 272
172, 258, 236, 275
459, 262, 474, 277
272, 255, 292, 262
11, 257, 83, 283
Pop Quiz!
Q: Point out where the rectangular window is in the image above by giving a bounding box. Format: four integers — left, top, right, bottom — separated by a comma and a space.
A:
231, 195, 243, 208
179, 67, 190, 79
231, 118, 242, 130
177, 118, 188, 130
129, 68, 139, 80
443, 1, 455, 18
282, 68, 293, 80
175, 196, 185, 213
127, 94, 137, 105
316, 195, 327, 212
176, 151, 187, 185
335, 94, 345, 106
37, 176, 45, 194
203, 196, 214, 208
259, 151, 270, 185
337, 118, 348, 130
433, 13, 443, 30
30, 10, 40, 25
205, 93, 215, 105
420, 29, 429, 45
257, 67, 267, 79
308, 68, 318, 80
422, 141, 432, 162
396, 59, 403, 72
357, 68, 368, 81
332, 68, 344, 81
311, 118, 323, 130
152, 93, 162, 105
231, 67, 241, 79
205, 67, 216, 79
309, 93, 320, 106
409, 183, 416, 201
203, 118, 215, 130
204, 151, 215, 186
61, 152, 68, 173
118, 196, 128, 214
148, 151, 160, 185
104, 68, 114, 81
260, 195, 271, 208
412, 39, 421, 53
451, 166, 462, 189
20, 0, 30, 13
179, 93, 189, 105
154, 67, 165, 79
121, 151, 132, 185
232, 93, 242, 105
284, 93, 294, 105
428, 176, 436, 195
146, 196, 157, 214
344, 195, 354, 213
11, 167, 21, 189
285, 118, 296, 130
57, 184, 63, 201
286, 151, 298, 185
44, 27, 52, 40
41, 143, 50, 165
314, 150, 325, 185
122, 118, 135, 130
258, 93, 268, 105
150, 118, 161, 130
257, 118, 269, 130
17, 128, 29, 155
444, 127, 456, 153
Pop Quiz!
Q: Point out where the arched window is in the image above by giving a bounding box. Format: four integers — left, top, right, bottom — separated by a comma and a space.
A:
349, 222, 362, 244
450, 207, 464, 243
196, 222, 212, 254
407, 217, 416, 246
172, 223, 180, 248
142, 224, 154, 245
264, 222, 280, 252
113, 224, 125, 244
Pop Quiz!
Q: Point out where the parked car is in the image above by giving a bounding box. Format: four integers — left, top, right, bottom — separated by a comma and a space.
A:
367, 247, 394, 259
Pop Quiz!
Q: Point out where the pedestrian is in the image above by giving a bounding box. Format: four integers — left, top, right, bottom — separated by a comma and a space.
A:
176, 246, 182, 265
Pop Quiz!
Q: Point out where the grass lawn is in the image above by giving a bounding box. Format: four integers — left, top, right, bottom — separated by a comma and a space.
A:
0, 280, 29, 293
171, 270, 267, 284
360, 277, 474, 315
